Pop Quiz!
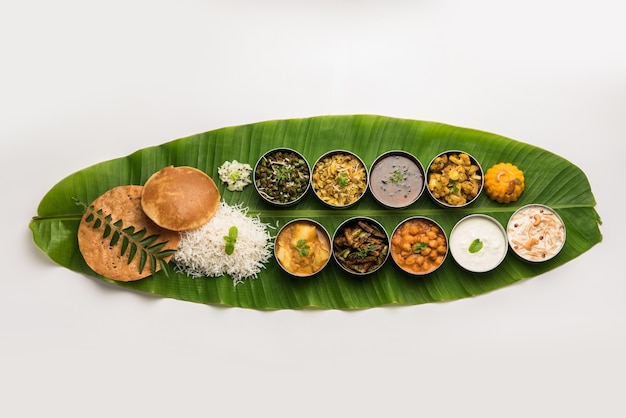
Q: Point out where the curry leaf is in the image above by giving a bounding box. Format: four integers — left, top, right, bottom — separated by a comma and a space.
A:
73, 198, 176, 277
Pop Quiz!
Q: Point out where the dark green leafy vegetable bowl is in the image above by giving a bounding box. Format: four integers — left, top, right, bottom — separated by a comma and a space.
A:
29, 115, 602, 310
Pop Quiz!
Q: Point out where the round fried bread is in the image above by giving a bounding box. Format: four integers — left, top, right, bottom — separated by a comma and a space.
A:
141, 166, 220, 231
77, 185, 180, 282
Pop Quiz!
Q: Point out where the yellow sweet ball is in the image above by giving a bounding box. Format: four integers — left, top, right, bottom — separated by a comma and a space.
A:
484, 163, 524, 203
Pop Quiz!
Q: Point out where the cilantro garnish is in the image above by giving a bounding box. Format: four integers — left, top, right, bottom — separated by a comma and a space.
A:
296, 239, 310, 256
413, 242, 429, 253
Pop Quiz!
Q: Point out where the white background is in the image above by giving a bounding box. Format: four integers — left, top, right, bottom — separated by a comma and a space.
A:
1, 1, 624, 417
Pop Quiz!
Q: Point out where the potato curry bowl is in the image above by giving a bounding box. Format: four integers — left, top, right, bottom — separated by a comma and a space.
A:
312, 150, 368, 208
426, 150, 483, 208
275, 219, 332, 277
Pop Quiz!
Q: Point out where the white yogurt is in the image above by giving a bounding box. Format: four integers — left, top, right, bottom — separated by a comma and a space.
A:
450, 214, 507, 272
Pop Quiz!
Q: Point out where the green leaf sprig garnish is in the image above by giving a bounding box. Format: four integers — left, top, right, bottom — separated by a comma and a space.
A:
73, 198, 177, 276
337, 172, 350, 188
357, 244, 377, 258
469, 238, 483, 254
276, 165, 294, 183
390, 169, 404, 185
448, 179, 460, 194
296, 239, 310, 256
413, 242, 429, 254
223, 226, 238, 255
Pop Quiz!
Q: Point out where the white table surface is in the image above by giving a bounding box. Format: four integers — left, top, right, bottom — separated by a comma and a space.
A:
2, 1, 623, 417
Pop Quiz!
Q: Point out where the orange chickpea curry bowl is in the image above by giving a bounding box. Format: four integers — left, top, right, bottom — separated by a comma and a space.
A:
390, 217, 449, 275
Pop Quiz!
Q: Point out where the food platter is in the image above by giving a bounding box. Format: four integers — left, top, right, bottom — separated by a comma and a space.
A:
29, 115, 602, 309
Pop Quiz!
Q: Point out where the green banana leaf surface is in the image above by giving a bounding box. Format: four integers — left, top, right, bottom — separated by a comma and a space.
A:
29, 115, 602, 309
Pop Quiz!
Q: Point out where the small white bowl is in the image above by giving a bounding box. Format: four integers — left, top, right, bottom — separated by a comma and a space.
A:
449, 214, 507, 273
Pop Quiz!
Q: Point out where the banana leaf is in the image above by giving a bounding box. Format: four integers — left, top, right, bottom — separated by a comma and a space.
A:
29, 115, 602, 309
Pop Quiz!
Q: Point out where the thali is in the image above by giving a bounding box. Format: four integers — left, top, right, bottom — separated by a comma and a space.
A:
29, 115, 602, 309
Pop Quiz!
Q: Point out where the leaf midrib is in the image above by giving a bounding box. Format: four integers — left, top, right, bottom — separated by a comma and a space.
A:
31, 202, 594, 223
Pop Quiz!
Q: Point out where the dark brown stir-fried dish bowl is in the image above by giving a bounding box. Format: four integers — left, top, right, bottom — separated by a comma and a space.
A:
333, 218, 389, 275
